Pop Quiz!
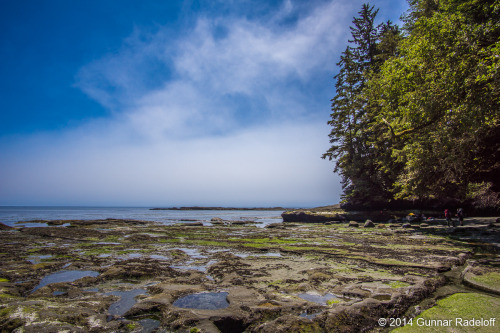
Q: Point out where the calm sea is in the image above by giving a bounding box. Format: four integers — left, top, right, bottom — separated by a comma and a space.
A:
0, 206, 283, 228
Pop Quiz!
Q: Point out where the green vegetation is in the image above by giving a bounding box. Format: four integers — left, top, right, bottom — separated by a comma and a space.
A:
470, 271, 500, 287
386, 281, 411, 289
327, 298, 342, 305
102, 235, 121, 242
0, 307, 14, 317
324, 0, 500, 209
126, 322, 138, 330
0, 278, 9, 282
394, 293, 500, 332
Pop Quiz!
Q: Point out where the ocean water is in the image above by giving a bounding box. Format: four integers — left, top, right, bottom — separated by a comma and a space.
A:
0, 206, 283, 227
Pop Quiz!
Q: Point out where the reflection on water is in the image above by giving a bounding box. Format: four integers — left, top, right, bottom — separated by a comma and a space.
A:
297, 292, 338, 305
27, 254, 53, 264
171, 260, 216, 272
106, 289, 147, 316
150, 254, 169, 260
173, 292, 229, 310
299, 310, 323, 319
137, 318, 161, 333
171, 247, 207, 259
32, 270, 99, 293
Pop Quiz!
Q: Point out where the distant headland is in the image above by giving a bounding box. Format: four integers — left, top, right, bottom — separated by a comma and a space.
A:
150, 206, 292, 211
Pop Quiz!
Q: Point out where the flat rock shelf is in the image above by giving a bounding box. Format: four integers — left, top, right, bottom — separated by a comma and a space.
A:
0, 217, 499, 332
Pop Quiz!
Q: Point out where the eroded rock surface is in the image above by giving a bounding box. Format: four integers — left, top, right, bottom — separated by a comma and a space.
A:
0, 217, 499, 332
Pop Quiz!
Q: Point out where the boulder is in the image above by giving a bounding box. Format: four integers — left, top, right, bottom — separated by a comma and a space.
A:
401, 223, 412, 228
348, 221, 359, 228
363, 220, 375, 228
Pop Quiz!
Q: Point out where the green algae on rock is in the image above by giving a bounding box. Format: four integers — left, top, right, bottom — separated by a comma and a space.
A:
393, 293, 500, 333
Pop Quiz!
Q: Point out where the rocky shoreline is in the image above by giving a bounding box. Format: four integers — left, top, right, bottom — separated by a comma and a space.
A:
0, 215, 499, 332
281, 205, 491, 223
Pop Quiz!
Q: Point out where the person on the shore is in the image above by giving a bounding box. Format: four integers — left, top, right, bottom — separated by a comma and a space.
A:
457, 208, 464, 226
444, 209, 454, 227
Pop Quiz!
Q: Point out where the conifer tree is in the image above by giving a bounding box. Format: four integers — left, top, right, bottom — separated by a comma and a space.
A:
323, 4, 386, 207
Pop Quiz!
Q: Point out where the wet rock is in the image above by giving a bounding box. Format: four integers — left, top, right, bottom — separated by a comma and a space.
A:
282, 211, 342, 223
208, 260, 253, 280
100, 259, 185, 280
46, 220, 67, 226
265, 223, 285, 229
348, 221, 359, 228
2, 215, 497, 333
211, 217, 224, 222
308, 272, 331, 283
462, 263, 500, 295
22, 226, 103, 239
127, 234, 154, 242
0, 222, 14, 230
363, 220, 375, 228
401, 223, 412, 228
230, 220, 256, 225
341, 287, 370, 299
251, 315, 322, 333
178, 222, 204, 227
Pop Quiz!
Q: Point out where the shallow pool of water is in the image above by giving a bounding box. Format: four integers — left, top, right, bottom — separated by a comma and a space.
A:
27, 254, 53, 264
297, 292, 338, 305
106, 289, 147, 316
171, 260, 216, 272
118, 252, 143, 260
171, 247, 207, 259
299, 310, 323, 319
137, 318, 160, 333
150, 254, 169, 260
173, 292, 229, 310
32, 270, 99, 293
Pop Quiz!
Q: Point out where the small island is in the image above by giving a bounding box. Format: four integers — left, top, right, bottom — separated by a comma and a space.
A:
150, 206, 291, 211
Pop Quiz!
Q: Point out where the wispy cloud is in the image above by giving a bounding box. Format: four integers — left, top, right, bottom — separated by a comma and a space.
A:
76, 0, 352, 138
1, 0, 369, 206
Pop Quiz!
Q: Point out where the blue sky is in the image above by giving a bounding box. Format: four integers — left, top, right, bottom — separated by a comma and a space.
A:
0, 0, 407, 207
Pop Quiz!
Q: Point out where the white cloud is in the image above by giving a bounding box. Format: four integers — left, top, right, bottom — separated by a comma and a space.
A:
1, 0, 371, 206
76, 0, 355, 139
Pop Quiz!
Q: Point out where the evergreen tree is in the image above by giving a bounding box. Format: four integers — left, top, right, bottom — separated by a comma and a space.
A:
365, 0, 500, 208
325, 0, 499, 210
323, 4, 387, 207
